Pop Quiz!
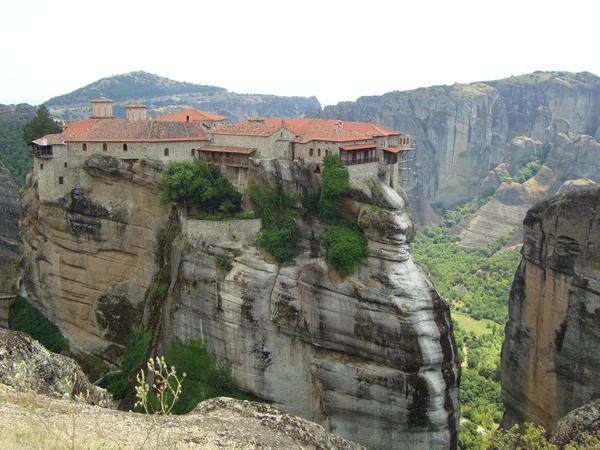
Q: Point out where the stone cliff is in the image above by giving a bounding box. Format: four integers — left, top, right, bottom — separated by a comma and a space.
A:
500, 187, 600, 429
19, 155, 460, 449
311, 71, 600, 227
0, 162, 20, 327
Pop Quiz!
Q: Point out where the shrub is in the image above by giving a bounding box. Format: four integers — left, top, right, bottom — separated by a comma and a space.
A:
323, 223, 370, 276
9, 295, 69, 353
216, 255, 233, 272
158, 338, 259, 414
233, 212, 255, 220
97, 330, 152, 399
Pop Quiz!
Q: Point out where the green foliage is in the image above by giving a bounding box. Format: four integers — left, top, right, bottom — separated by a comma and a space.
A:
323, 223, 370, 276
22, 105, 60, 145
158, 160, 241, 215
441, 198, 478, 228
302, 187, 321, 214
44, 71, 225, 107
97, 330, 152, 400
481, 186, 496, 199
9, 294, 69, 353
216, 255, 232, 272
0, 117, 31, 185
233, 212, 255, 220
320, 154, 350, 197
157, 338, 259, 415
249, 181, 302, 263
499, 143, 551, 185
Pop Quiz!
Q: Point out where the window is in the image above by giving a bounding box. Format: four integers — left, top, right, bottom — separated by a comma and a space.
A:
186, 115, 190, 122
123, 143, 128, 151
318, 149, 321, 157
191, 149, 195, 157
82, 143, 87, 151
40, 164, 43, 170
102, 143, 108, 151
325, 149, 329, 156
309, 148, 314, 157
58, 176, 64, 185
64, 162, 68, 168
164, 148, 169, 156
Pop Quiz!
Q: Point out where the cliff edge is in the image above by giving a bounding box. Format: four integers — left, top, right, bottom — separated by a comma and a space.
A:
501, 187, 600, 429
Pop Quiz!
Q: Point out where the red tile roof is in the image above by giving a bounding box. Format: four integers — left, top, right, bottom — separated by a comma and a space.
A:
91, 97, 113, 103
208, 124, 280, 137
292, 126, 371, 143
200, 145, 256, 155
155, 108, 227, 122
383, 146, 401, 154
53, 118, 208, 143
340, 143, 378, 151
32, 134, 66, 146
239, 117, 401, 138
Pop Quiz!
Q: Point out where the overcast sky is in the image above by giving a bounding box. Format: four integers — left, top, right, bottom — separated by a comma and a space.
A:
2, 0, 598, 108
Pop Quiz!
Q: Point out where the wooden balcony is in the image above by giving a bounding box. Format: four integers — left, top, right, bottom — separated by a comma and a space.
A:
341, 157, 378, 166
201, 156, 249, 168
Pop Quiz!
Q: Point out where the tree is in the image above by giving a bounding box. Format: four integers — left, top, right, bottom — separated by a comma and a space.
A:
22, 105, 60, 144
158, 160, 241, 214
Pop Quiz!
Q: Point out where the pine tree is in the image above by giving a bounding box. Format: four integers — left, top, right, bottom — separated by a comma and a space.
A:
22, 105, 60, 144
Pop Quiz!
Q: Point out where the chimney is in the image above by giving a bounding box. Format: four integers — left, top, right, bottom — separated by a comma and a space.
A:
334, 120, 344, 130
91, 97, 115, 119
125, 103, 147, 121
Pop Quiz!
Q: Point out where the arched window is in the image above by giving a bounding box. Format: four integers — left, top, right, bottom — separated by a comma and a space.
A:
325, 149, 329, 156
102, 143, 108, 151
123, 143, 128, 151
164, 148, 169, 156
191, 149, 195, 157
82, 143, 87, 152
309, 148, 314, 157
318, 149, 321, 156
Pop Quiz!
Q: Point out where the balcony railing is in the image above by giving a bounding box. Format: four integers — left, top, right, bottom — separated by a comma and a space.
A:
201, 156, 249, 168
341, 157, 378, 166
30, 152, 54, 159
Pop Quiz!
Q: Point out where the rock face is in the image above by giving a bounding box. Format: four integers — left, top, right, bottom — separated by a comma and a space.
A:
501, 187, 600, 429
454, 131, 600, 248
0, 328, 111, 406
311, 71, 600, 227
19, 156, 171, 357
0, 162, 20, 327
20, 156, 460, 449
547, 399, 600, 448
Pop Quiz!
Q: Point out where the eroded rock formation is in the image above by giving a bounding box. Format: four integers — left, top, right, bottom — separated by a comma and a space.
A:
19, 155, 460, 449
0, 162, 19, 327
312, 71, 600, 227
501, 187, 600, 429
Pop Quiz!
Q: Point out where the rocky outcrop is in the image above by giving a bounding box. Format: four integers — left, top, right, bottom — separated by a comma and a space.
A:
167, 173, 459, 449
311, 71, 600, 227
500, 187, 600, 429
20, 156, 460, 449
0, 328, 111, 406
455, 130, 600, 248
547, 399, 600, 448
0, 384, 364, 449
0, 162, 19, 327
19, 156, 170, 357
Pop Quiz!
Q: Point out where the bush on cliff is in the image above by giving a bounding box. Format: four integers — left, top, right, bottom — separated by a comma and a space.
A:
323, 224, 370, 276
158, 160, 241, 214
249, 180, 302, 262
9, 294, 69, 353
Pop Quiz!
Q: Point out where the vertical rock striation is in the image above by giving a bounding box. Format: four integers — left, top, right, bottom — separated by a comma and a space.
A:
169, 180, 460, 449
19, 156, 460, 449
501, 187, 600, 429
0, 162, 20, 327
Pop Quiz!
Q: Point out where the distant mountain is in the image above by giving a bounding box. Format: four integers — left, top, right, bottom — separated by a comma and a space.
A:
0, 103, 36, 120
44, 71, 226, 107
43, 71, 321, 123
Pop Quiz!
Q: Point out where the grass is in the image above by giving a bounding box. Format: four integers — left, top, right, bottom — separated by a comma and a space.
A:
451, 311, 495, 336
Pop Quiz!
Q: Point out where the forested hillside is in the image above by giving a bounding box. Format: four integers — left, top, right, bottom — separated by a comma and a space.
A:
411, 198, 521, 449
44, 71, 226, 106
0, 117, 31, 185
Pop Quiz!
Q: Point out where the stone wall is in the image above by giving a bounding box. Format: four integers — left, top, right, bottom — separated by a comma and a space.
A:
182, 217, 261, 247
